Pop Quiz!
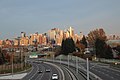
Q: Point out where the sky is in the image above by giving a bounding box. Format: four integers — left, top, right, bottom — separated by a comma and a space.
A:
0, 0, 120, 39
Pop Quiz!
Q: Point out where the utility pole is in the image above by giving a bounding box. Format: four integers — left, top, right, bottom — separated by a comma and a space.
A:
68, 55, 69, 68
25, 52, 26, 71
87, 58, 89, 80
60, 56, 61, 64
76, 56, 78, 74
53, 54, 54, 62
12, 52, 13, 77
21, 47, 22, 69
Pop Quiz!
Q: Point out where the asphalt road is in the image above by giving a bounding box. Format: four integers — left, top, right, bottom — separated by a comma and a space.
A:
79, 62, 120, 80
22, 62, 61, 80
61, 57, 120, 80
22, 60, 79, 80
59, 58, 120, 80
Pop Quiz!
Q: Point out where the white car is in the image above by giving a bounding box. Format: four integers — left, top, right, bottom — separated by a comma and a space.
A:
45, 69, 50, 72
52, 74, 58, 80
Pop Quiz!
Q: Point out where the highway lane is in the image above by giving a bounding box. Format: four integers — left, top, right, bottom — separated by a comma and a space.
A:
22, 63, 39, 80
38, 63, 53, 80
30, 64, 45, 80
23, 59, 81, 80
79, 62, 120, 80
34, 64, 45, 80
53, 57, 120, 80
23, 61, 62, 80
45, 62, 79, 80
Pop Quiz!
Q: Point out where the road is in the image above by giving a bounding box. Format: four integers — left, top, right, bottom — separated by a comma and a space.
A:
23, 60, 79, 80
55, 56, 120, 80
79, 61, 120, 80
23, 62, 62, 80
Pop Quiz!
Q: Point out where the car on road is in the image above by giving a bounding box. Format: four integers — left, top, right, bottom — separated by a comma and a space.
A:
38, 70, 42, 73
45, 69, 50, 72
52, 74, 58, 80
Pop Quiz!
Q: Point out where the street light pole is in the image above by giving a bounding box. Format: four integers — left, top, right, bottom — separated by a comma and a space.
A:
25, 52, 26, 71
21, 47, 23, 70
60, 56, 61, 64
76, 56, 78, 74
68, 55, 69, 68
12, 52, 14, 77
87, 58, 89, 80
53, 54, 54, 62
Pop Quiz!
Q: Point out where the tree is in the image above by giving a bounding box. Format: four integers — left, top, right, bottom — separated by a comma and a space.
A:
88, 28, 107, 47
76, 39, 85, 53
80, 35, 87, 48
104, 45, 113, 59
0, 48, 6, 64
61, 38, 76, 55
95, 38, 113, 58
95, 38, 105, 58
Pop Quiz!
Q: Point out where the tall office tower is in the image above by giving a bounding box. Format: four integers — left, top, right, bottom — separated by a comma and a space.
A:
29, 33, 39, 45
47, 28, 58, 44
21, 32, 26, 38
38, 34, 47, 45
68, 27, 74, 38
48, 29, 56, 40
55, 30, 63, 45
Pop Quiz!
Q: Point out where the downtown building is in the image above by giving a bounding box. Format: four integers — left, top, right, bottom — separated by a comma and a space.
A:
29, 33, 47, 46
47, 28, 63, 45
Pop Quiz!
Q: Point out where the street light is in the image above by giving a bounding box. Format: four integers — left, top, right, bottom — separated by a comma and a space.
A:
12, 52, 14, 77
87, 58, 89, 80
76, 56, 78, 75
68, 55, 69, 68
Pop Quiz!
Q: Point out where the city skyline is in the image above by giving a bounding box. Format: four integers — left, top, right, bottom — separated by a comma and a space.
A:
0, 0, 120, 39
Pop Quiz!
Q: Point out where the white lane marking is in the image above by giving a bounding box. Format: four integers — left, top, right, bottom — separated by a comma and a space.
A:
64, 66, 78, 80
95, 66, 120, 77
92, 68, 118, 80
35, 64, 44, 80
42, 63, 53, 80
46, 64, 53, 80
45, 62, 65, 80
38, 64, 45, 80
26, 63, 34, 75
29, 64, 39, 80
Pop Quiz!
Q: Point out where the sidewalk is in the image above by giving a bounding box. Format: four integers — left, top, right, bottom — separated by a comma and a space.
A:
0, 73, 27, 80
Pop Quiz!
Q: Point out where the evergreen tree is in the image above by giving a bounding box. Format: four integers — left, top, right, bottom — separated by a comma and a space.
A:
80, 35, 87, 48
61, 38, 76, 55
61, 39, 65, 54
0, 48, 5, 64
104, 45, 113, 59
95, 38, 113, 58
95, 38, 106, 58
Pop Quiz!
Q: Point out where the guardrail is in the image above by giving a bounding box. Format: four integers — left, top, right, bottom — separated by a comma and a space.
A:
38, 58, 101, 80
95, 58, 120, 64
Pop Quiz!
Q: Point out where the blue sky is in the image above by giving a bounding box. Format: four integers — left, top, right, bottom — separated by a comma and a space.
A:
0, 0, 120, 39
